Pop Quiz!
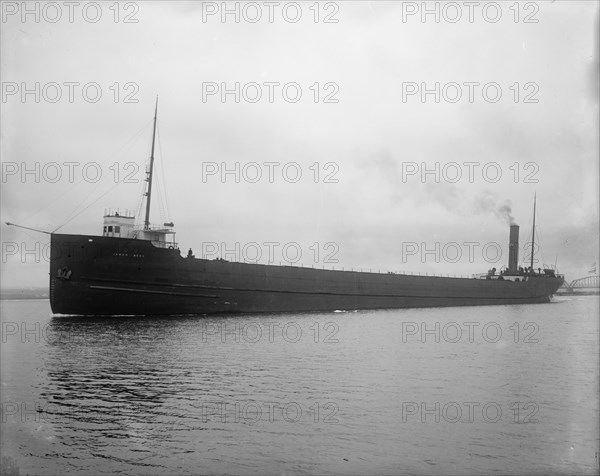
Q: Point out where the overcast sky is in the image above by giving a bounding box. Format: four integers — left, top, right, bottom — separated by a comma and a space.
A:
1, 0, 598, 288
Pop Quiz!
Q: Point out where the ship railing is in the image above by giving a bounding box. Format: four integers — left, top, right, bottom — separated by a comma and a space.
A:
152, 241, 179, 249
202, 257, 476, 278
104, 208, 135, 218
133, 224, 175, 233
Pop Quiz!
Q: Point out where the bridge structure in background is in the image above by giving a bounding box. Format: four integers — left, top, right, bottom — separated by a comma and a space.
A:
558, 275, 600, 295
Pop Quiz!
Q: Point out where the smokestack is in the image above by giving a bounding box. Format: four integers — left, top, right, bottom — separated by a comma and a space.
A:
508, 225, 519, 273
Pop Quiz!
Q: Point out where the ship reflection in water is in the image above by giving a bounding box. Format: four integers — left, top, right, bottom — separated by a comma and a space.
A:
1, 298, 598, 475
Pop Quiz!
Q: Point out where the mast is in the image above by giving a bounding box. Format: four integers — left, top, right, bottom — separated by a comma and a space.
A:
144, 97, 159, 229
530, 192, 536, 271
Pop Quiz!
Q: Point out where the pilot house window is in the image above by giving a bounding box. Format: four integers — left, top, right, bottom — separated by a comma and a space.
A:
115, 226, 121, 233
108, 226, 113, 232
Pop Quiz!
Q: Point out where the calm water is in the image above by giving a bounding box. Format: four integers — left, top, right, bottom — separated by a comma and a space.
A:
1, 297, 598, 475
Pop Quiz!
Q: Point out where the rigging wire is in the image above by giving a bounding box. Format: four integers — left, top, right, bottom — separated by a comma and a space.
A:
22, 119, 153, 227
52, 178, 125, 233
134, 170, 147, 226
19, 226, 49, 244
53, 120, 156, 233
536, 225, 547, 268
156, 124, 172, 221
521, 198, 547, 270
153, 122, 166, 224
53, 172, 115, 231
43, 107, 171, 234
155, 175, 166, 224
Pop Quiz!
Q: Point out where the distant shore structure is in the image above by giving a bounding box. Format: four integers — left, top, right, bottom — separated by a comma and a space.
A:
557, 275, 600, 296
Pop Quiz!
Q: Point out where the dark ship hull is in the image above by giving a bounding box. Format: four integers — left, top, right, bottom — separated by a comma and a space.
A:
49, 233, 564, 316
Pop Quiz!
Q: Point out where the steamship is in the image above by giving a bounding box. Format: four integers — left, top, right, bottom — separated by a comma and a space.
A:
46, 103, 564, 316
